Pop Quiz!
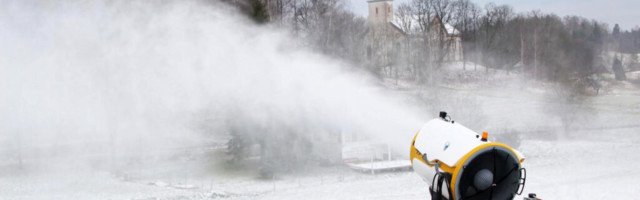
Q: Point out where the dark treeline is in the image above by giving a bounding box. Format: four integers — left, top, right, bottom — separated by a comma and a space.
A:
222, 0, 367, 63
225, 0, 640, 85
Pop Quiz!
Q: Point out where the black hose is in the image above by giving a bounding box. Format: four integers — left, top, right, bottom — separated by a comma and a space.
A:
430, 172, 453, 200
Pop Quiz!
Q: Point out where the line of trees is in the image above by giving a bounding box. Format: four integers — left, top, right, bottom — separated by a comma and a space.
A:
407, 0, 610, 82
223, 0, 367, 63
226, 0, 639, 85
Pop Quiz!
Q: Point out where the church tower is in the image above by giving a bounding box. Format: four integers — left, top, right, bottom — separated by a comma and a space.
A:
367, 0, 393, 29
364, 0, 404, 69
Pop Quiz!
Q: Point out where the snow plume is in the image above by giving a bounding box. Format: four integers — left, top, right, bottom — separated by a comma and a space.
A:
0, 0, 428, 172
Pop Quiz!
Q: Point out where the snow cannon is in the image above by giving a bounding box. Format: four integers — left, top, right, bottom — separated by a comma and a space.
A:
410, 112, 526, 200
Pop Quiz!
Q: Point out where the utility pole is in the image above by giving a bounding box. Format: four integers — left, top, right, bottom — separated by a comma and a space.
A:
533, 17, 538, 80
520, 17, 525, 74
17, 132, 22, 169
635, 34, 639, 64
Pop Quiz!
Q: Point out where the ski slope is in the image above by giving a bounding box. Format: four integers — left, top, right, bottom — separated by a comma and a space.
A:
2, 82, 639, 200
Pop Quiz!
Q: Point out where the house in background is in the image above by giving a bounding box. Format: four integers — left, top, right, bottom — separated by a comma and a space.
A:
363, 0, 462, 72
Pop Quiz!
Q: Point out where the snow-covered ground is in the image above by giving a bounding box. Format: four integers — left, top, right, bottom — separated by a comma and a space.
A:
2, 1, 639, 199
2, 77, 638, 200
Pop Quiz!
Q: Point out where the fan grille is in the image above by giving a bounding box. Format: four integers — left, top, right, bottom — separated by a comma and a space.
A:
455, 146, 521, 200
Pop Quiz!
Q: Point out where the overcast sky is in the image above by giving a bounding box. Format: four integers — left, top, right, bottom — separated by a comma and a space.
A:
347, 0, 640, 30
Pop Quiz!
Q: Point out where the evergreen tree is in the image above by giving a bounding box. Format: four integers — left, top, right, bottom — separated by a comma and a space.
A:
249, 0, 269, 24
613, 57, 626, 81
613, 24, 621, 38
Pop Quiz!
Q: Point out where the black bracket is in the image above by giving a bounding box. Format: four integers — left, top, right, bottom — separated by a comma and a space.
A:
517, 168, 527, 195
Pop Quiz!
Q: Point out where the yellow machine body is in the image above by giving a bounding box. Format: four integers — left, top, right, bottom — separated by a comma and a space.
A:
410, 118, 525, 200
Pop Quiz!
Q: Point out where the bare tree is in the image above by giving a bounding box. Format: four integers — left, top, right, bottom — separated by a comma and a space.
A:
451, 0, 474, 70
431, 0, 455, 70
475, 3, 515, 72
410, 0, 435, 83
394, 3, 414, 33
469, 5, 482, 70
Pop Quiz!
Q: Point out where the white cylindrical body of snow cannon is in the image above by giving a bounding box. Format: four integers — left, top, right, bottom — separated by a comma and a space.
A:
410, 118, 526, 200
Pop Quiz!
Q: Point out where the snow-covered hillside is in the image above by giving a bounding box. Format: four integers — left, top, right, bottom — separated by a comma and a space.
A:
2, 75, 639, 199
2, 1, 640, 200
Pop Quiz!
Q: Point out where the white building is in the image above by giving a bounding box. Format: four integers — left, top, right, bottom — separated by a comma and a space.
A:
364, 0, 462, 67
